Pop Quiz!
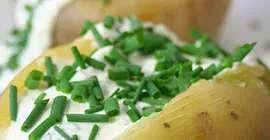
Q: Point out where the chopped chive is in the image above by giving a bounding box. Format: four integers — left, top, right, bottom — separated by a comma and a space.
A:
132, 79, 146, 102
81, 20, 93, 35
71, 85, 88, 103
108, 67, 130, 81
34, 92, 46, 105
128, 103, 141, 117
59, 79, 72, 93
57, 66, 76, 81
217, 57, 233, 72
45, 56, 55, 84
54, 126, 73, 140
124, 33, 143, 54
92, 86, 104, 101
104, 55, 116, 65
233, 42, 255, 62
127, 109, 140, 122
6, 54, 19, 70
89, 124, 99, 140
85, 57, 106, 70
29, 117, 57, 140
142, 107, 162, 117
85, 105, 104, 114
21, 99, 49, 132
109, 88, 120, 98
115, 61, 142, 77
110, 48, 128, 62
199, 64, 217, 80
72, 135, 79, 140
70, 78, 96, 86
104, 98, 120, 117
66, 114, 109, 123
141, 98, 168, 106
146, 81, 161, 98
116, 87, 131, 99
192, 66, 203, 77
116, 81, 136, 90
71, 46, 86, 69
88, 91, 99, 108
104, 16, 114, 29
50, 96, 67, 122
10, 85, 18, 121
24, 70, 44, 89
87, 20, 111, 47
128, 16, 141, 31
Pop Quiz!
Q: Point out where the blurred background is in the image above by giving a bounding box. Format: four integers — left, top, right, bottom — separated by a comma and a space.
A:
0, 0, 269, 53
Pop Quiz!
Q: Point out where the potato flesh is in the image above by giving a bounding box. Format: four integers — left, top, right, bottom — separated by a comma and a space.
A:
53, 0, 231, 45
116, 80, 270, 140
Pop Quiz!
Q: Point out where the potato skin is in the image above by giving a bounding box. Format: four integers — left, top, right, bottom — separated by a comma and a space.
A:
116, 80, 270, 140
53, 0, 231, 45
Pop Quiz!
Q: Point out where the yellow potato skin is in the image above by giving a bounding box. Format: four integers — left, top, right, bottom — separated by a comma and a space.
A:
117, 79, 270, 140
0, 38, 94, 139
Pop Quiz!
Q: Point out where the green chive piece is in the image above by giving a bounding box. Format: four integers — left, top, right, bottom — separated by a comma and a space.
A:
128, 103, 141, 117
116, 81, 136, 90
71, 85, 88, 103
50, 96, 67, 122
142, 107, 162, 117
124, 33, 143, 54
92, 86, 104, 101
127, 109, 140, 122
59, 79, 72, 93
88, 91, 99, 108
110, 48, 128, 62
116, 87, 131, 99
178, 62, 192, 92
34, 92, 46, 105
29, 117, 57, 140
10, 85, 18, 121
133, 79, 146, 102
199, 64, 217, 80
87, 20, 111, 47
81, 20, 93, 35
108, 67, 130, 81
66, 114, 109, 123
21, 99, 49, 132
57, 66, 76, 81
217, 57, 233, 72
70, 78, 96, 86
128, 16, 141, 31
72, 135, 79, 140
146, 81, 161, 98
104, 16, 114, 29
85, 105, 104, 114
24, 70, 44, 89
192, 66, 203, 77
233, 42, 255, 62
104, 98, 120, 117
45, 56, 56, 84
109, 88, 120, 98
71, 46, 86, 69
85, 57, 106, 70
115, 61, 142, 77
141, 98, 168, 106
104, 55, 116, 65
54, 126, 72, 140
89, 124, 99, 140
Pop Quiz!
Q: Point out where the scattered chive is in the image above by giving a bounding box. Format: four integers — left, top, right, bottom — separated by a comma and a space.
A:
71, 85, 88, 103
24, 70, 44, 89
92, 86, 104, 101
45, 56, 55, 84
59, 79, 72, 93
81, 20, 92, 35
116, 81, 136, 90
146, 81, 161, 98
128, 16, 141, 31
70, 78, 96, 86
104, 16, 114, 29
109, 48, 128, 62
109, 88, 120, 98
133, 79, 146, 102
142, 107, 162, 117
29, 117, 57, 140
192, 66, 203, 77
71, 46, 86, 69
89, 124, 99, 140
217, 57, 233, 72
108, 67, 130, 81
66, 114, 109, 123
128, 103, 141, 117
199, 64, 217, 80
127, 109, 140, 122
57, 66, 76, 81
233, 42, 255, 62
104, 98, 120, 117
85, 57, 106, 70
124, 33, 142, 54
104, 55, 116, 65
21, 99, 49, 132
85, 105, 104, 114
10, 85, 18, 121
50, 96, 67, 122
54, 126, 73, 140
115, 61, 142, 77
141, 98, 168, 106
87, 20, 111, 47
88, 91, 99, 108
34, 92, 46, 105
116, 87, 131, 99
72, 135, 79, 140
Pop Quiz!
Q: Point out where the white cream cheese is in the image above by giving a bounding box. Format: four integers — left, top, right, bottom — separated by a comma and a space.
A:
0, 0, 73, 92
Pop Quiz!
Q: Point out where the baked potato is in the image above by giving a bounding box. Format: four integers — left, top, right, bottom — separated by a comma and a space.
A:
1, 18, 270, 140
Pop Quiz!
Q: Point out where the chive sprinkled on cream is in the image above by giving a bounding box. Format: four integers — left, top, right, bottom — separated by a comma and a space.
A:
71, 46, 86, 69
104, 98, 120, 117
66, 114, 109, 123
34, 92, 47, 105
10, 85, 18, 121
50, 96, 67, 122
29, 117, 57, 140
25, 70, 44, 89
89, 124, 99, 140
54, 126, 73, 140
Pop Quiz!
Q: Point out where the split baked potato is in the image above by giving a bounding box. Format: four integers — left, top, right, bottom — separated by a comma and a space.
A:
0, 35, 270, 139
